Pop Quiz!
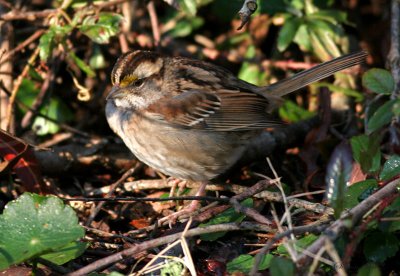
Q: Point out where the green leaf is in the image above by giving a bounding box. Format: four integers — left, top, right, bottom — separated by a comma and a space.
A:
325, 143, 353, 217
238, 46, 267, 86
363, 231, 399, 263
179, 0, 197, 16
16, 79, 73, 136
68, 52, 96, 77
39, 31, 55, 61
276, 234, 318, 255
277, 17, 301, 52
290, 0, 305, 11
278, 100, 315, 122
382, 198, 400, 233
238, 63, 266, 86
165, 16, 204, 38
383, 197, 400, 213
160, 260, 184, 275
367, 99, 398, 134
270, 257, 295, 276
79, 13, 123, 44
32, 117, 59, 136
307, 19, 338, 36
16, 79, 38, 109
344, 179, 378, 209
307, 21, 342, 61
350, 133, 381, 173
199, 198, 252, 241
393, 100, 400, 116
39, 25, 73, 61
308, 10, 352, 25
227, 254, 273, 274
40, 241, 87, 265
0, 193, 84, 270
32, 97, 74, 136
89, 46, 106, 69
357, 263, 381, 276
293, 24, 312, 52
362, 68, 394, 95
28, 67, 43, 82
380, 155, 400, 181
108, 273, 125, 276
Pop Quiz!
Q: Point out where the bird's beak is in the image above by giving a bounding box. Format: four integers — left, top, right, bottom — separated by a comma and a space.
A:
106, 85, 123, 100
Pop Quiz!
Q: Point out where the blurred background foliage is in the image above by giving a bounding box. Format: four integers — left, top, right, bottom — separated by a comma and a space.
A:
1, 0, 400, 274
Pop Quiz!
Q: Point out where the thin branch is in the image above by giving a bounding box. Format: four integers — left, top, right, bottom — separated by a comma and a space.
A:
389, 0, 400, 99
20, 57, 59, 129
66, 222, 273, 276
230, 197, 272, 225
249, 220, 331, 275
64, 196, 229, 203
1, 29, 44, 63
4, 47, 39, 132
147, 1, 160, 47
122, 179, 278, 236
157, 178, 276, 225
0, 9, 56, 21
267, 159, 298, 261
388, 0, 400, 146
0, 0, 131, 21
0, 4, 13, 131
0, 0, 12, 9
262, 59, 319, 71
0, 80, 90, 137
96, 0, 131, 10
237, 0, 257, 30
342, 192, 399, 269
89, 179, 333, 215
296, 178, 400, 267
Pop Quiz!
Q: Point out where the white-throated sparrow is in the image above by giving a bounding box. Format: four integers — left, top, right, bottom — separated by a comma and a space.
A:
105, 50, 366, 182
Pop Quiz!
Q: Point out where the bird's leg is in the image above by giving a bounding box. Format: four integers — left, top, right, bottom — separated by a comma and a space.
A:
158, 181, 208, 225
183, 180, 207, 211
167, 177, 187, 198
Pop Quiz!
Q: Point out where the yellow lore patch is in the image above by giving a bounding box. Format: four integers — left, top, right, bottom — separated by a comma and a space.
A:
120, 74, 138, 88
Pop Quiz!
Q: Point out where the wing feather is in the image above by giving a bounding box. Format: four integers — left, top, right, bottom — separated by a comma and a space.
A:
146, 88, 282, 131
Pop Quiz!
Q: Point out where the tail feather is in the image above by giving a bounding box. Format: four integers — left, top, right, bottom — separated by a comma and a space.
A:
259, 51, 367, 97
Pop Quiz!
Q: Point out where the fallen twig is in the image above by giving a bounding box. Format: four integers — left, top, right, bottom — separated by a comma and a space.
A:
90, 179, 333, 215
66, 222, 274, 276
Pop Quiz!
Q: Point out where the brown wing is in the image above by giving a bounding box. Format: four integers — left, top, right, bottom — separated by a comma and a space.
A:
146, 90, 221, 127
204, 89, 283, 131
146, 89, 283, 131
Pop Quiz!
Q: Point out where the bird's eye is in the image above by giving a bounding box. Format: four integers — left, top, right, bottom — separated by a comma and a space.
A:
133, 79, 144, 87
